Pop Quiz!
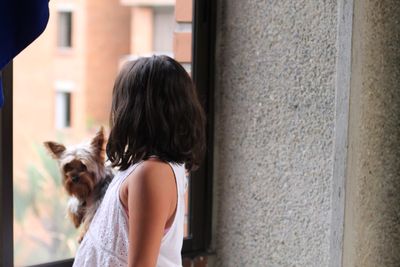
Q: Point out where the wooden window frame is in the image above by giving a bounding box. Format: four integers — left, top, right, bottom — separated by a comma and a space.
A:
0, 0, 215, 265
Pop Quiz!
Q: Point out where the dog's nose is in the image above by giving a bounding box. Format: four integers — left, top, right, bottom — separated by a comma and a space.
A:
71, 175, 79, 183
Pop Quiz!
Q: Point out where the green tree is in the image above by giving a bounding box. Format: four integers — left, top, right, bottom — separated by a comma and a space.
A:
14, 144, 78, 265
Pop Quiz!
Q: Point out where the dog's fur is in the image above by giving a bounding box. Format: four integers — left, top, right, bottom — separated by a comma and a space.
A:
44, 127, 114, 242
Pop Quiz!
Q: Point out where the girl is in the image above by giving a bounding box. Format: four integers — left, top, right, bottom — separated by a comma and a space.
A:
73, 55, 205, 267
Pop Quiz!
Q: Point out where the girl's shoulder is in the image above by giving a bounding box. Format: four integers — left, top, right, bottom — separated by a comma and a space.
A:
117, 158, 172, 177
138, 157, 174, 173
132, 159, 176, 189
119, 158, 177, 210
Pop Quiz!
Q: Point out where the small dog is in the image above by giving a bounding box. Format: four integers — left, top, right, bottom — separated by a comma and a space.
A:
44, 127, 114, 242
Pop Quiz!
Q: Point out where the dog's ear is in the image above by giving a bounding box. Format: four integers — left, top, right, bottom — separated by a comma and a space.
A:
91, 126, 105, 162
44, 141, 66, 159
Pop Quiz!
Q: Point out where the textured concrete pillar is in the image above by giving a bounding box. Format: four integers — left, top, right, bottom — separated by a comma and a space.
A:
343, 1, 400, 266
213, 1, 338, 266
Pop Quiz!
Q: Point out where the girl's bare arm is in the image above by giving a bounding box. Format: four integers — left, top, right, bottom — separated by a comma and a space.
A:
126, 161, 177, 267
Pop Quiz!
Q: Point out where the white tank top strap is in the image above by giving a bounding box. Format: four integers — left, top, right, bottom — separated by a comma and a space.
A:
114, 162, 144, 219
157, 162, 186, 266
165, 162, 185, 194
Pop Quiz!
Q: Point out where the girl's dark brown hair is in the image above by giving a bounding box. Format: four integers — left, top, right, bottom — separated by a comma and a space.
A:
106, 55, 206, 171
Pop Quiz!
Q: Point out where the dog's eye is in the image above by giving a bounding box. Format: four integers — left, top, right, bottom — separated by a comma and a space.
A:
63, 164, 72, 172
80, 164, 87, 171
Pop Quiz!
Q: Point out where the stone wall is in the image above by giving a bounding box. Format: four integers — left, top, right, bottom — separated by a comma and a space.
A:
343, 0, 400, 266
213, 1, 338, 266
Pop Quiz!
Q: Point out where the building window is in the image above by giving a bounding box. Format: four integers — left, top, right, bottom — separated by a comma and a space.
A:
153, 6, 174, 54
58, 11, 72, 48
55, 91, 71, 129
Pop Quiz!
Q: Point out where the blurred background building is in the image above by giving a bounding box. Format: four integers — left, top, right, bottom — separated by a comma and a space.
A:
13, 0, 191, 265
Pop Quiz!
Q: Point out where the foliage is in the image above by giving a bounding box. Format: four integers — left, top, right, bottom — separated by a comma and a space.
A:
14, 143, 78, 265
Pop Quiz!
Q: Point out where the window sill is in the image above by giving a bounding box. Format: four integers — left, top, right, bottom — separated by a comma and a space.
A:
27, 258, 73, 267
56, 47, 75, 57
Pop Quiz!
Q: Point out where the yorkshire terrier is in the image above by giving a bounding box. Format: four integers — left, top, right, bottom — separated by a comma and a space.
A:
44, 127, 114, 243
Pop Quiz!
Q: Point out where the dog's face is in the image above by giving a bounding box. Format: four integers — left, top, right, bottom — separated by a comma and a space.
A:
61, 158, 95, 200
44, 127, 106, 201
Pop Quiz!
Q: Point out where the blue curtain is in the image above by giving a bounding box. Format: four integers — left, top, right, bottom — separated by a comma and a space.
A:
0, 0, 50, 107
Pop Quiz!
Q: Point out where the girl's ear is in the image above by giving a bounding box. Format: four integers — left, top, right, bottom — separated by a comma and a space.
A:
43, 141, 66, 159
91, 126, 105, 162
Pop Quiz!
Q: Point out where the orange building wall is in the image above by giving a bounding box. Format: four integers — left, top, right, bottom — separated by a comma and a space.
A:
130, 7, 154, 55
52, 0, 87, 135
13, 0, 87, 179
13, 0, 130, 180
174, 0, 192, 64
84, 0, 131, 126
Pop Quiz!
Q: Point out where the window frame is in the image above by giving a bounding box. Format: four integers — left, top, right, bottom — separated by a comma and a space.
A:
0, 62, 14, 267
56, 6, 74, 50
181, 0, 216, 256
54, 81, 74, 130
0, 0, 215, 265
55, 87, 73, 129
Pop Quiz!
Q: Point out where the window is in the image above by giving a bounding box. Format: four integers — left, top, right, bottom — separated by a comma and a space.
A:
0, 0, 215, 265
153, 6, 174, 54
55, 91, 72, 129
57, 11, 72, 48
182, 0, 215, 255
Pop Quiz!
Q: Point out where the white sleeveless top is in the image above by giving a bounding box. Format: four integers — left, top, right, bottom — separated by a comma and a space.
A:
72, 161, 186, 267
